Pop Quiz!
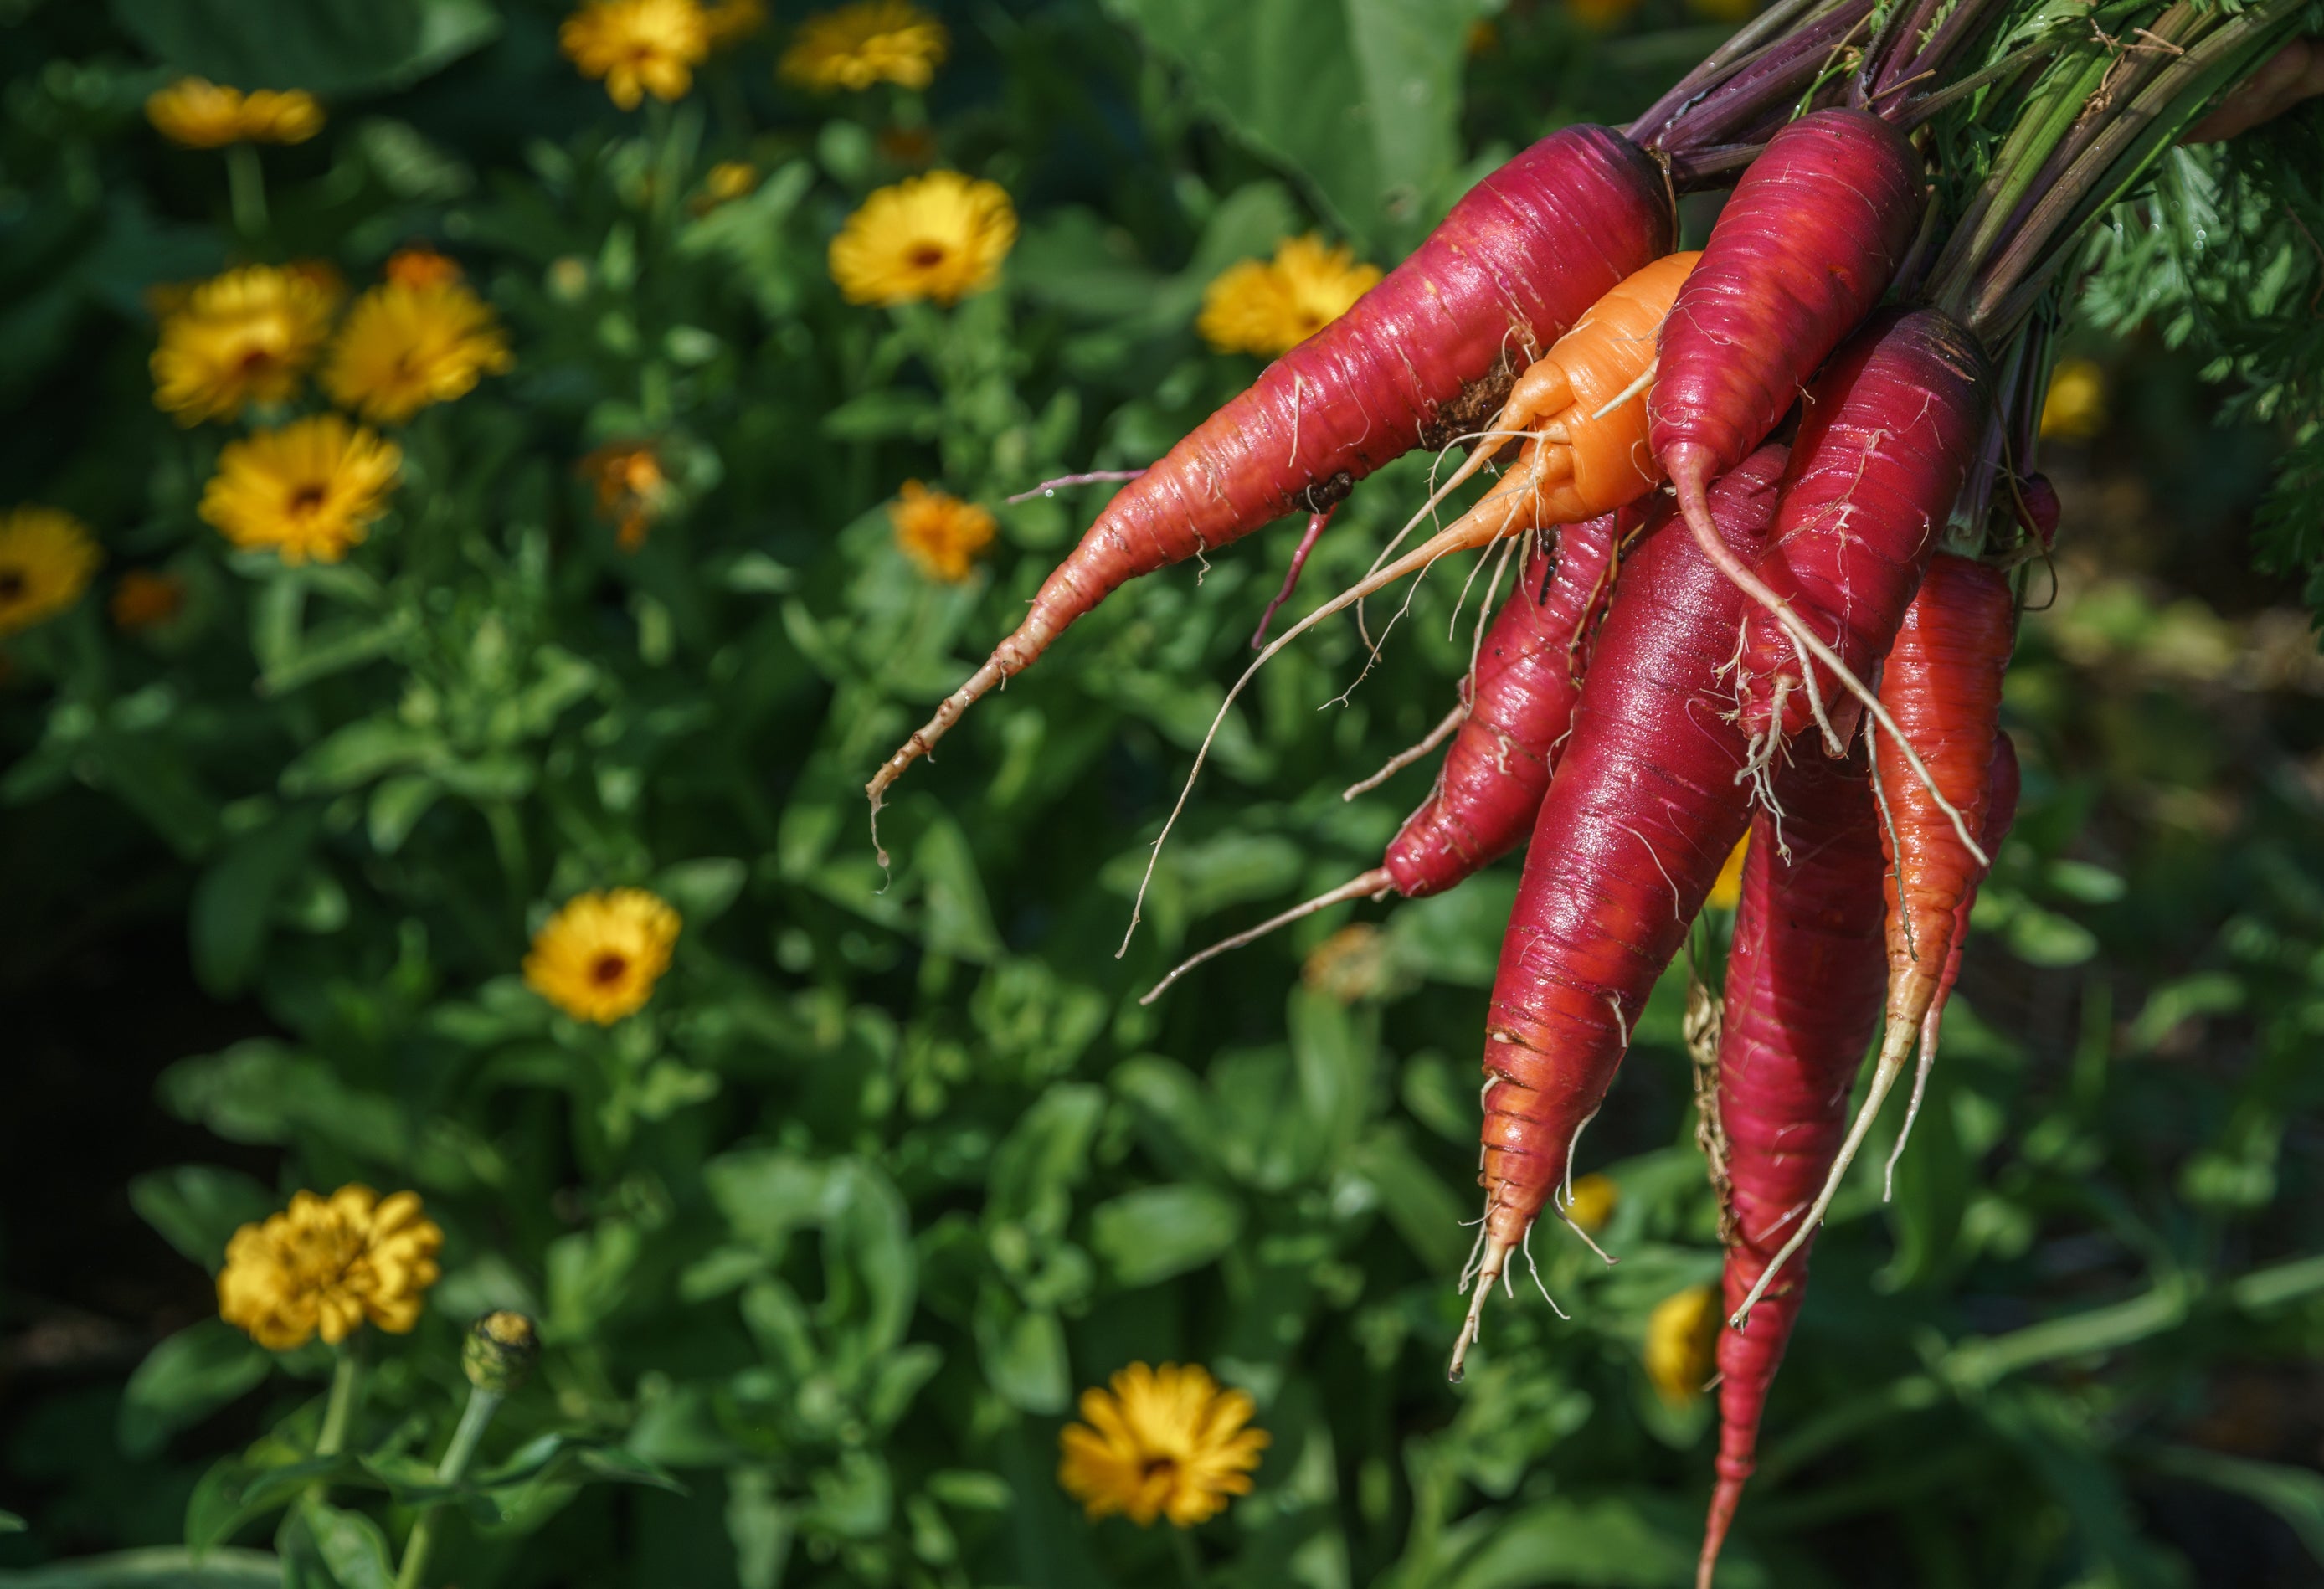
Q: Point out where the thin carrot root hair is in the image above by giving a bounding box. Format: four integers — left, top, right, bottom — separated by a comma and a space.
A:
1139, 867, 1393, 1005
1450, 1229, 1518, 1382
1116, 487, 1548, 956
1882, 1021, 1943, 1200
1345, 700, 1468, 800
1673, 488, 1987, 870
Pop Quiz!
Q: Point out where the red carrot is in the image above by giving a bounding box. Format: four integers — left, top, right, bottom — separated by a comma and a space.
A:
1883, 729, 2019, 1191
1452, 444, 1792, 1377
1731, 553, 2013, 1324
1140, 515, 1622, 1003
1653, 108, 1926, 552
1734, 309, 1991, 758
866, 126, 1674, 846
1699, 738, 1890, 1589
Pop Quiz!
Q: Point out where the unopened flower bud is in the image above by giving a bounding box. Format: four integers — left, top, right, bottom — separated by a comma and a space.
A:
463, 1309, 539, 1394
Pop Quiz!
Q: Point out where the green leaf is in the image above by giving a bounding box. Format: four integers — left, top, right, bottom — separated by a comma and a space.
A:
913, 815, 1002, 962
188, 809, 321, 996
2144, 1445, 2324, 1564
0, 1512, 21, 1534
288, 1502, 394, 1589
160, 1041, 405, 1159
1437, 1493, 1739, 1589
186, 1457, 362, 1554
1100, 0, 1488, 250
972, 1288, 1070, 1414
129, 1166, 275, 1273
986, 1084, 1106, 1229
1348, 1126, 1469, 1271
0, 1548, 282, 1588
821, 391, 943, 443
109, 0, 500, 95
366, 774, 441, 854
1089, 1183, 1245, 1287
280, 719, 439, 797
118, 1321, 271, 1459
656, 858, 747, 924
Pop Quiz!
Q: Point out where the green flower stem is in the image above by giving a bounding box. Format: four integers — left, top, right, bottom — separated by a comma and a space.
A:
316, 1343, 364, 1458
392, 1385, 506, 1589
224, 143, 267, 237
1170, 1527, 1205, 1589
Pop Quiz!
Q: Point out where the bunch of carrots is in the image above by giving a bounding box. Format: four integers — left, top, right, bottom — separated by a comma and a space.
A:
858, 2, 2318, 1578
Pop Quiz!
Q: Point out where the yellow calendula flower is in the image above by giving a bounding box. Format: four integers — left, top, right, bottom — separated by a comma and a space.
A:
383, 245, 463, 290
2041, 357, 2108, 440
1644, 1283, 1720, 1405
1565, 1171, 1620, 1233
147, 78, 325, 148
111, 568, 187, 633
889, 481, 995, 582
199, 415, 403, 565
703, 0, 769, 46
780, 1, 949, 91
583, 440, 673, 550
692, 160, 760, 214
218, 1185, 443, 1350
1058, 1363, 1268, 1528
1196, 235, 1382, 358
524, 887, 682, 1024
829, 171, 1015, 306
561, 0, 712, 109
322, 280, 512, 426
1707, 834, 1749, 911
150, 265, 336, 425
0, 507, 101, 639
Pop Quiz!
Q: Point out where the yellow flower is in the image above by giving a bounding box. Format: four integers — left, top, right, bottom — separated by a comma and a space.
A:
146, 78, 325, 147
692, 160, 761, 214
1196, 235, 1382, 358
829, 171, 1015, 306
583, 440, 673, 550
1058, 1363, 1268, 1527
703, 0, 769, 46
0, 507, 101, 638
1707, 834, 1749, 911
2041, 357, 2108, 440
199, 415, 403, 565
218, 1185, 444, 1351
561, 0, 711, 109
111, 568, 187, 633
1644, 1284, 1720, 1405
322, 280, 512, 426
889, 481, 995, 581
780, 1, 949, 91
383, 245, 464, 290
150, 265, 336, 425
524, 887, 682, 1024
1565, 1171, 1620, 1233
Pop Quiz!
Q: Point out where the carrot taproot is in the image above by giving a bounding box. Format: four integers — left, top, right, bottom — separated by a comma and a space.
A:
866, 127, 1674, 848
1730, 552, 2013, 1326
1883, 728, 2019, 1192
1123, 251, 1701, 946
1653, 108, 1926, 551
1698, 738, 1890, 1589
1451, 443, 1792, 1378
1733, 309, 1991, 763
1140, 514, 1623, 1003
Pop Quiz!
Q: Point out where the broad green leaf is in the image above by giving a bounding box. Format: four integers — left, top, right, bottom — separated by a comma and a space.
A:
186, 1457, 364, 1554
1349, 1126, 1469, 1271
987, 1083, 1106, 1228
129, 1166, 275, 1273
1089, 1184, 1245, 1286
109, 0, 500, 95
913, 813, 1003, 962
188, 809, 321, 996
280, 719, 439, 796
972, 1288, 1070, 1414
656, 857, 747, 924
118, 1322, 271, 1458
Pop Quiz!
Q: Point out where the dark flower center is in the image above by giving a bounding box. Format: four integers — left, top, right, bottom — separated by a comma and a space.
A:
1140, 1457, 1178, 1484
288, 483, 327, 514
590, 952, 630, 986
0, 568, 23, 603
907, 243, 947, 269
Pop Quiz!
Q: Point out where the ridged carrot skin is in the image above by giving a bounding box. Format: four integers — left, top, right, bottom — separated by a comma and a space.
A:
868, 127, 1674, 825
1725, 553, 2015, 1329
1452, 445, 1790, 1371
1698, 742, 1890, 1589
1651, 108, 1926, 546
1386, 515, 1622, 897
1436, 251, 1701, 542
1921, 732, 2019, 1056
1735, 309, 1991, 745
1877, 556, 2014, 1037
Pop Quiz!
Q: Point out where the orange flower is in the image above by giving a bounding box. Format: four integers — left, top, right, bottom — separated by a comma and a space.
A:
584, 441, 673, 550
383, 246, 463, 289
111, 569, 187, 632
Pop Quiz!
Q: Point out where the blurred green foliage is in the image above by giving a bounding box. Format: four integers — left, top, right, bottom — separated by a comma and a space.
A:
3, 3, 2323, 1588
